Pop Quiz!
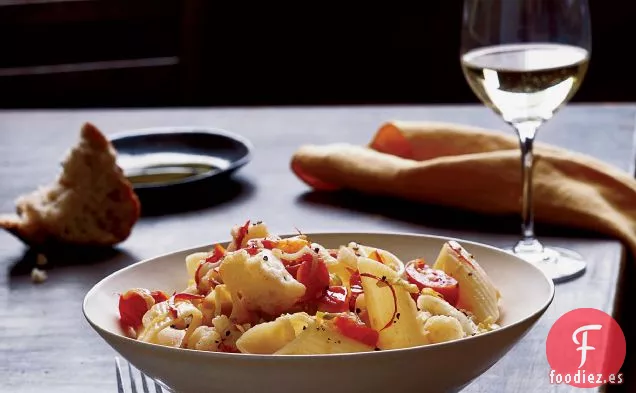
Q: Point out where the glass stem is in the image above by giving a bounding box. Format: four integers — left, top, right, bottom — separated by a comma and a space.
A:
513, 121, 543, 254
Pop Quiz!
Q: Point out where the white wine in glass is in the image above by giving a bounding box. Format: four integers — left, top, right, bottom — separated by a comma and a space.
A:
460, 0, 591, 282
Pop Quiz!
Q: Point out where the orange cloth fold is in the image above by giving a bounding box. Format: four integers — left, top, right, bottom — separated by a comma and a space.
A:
291, 121, 636, 256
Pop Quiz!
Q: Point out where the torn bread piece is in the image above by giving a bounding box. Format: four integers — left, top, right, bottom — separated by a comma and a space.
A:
0, 122, 140, 247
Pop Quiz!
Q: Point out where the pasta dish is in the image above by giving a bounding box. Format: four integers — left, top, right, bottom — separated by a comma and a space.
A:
118, 220, 502, 354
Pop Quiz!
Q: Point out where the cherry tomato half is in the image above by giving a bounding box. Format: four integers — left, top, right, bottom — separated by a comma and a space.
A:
405, 259, 459, 306
296, 254, 330, 301
282, 252, 313, 279
119, 289, 154, 329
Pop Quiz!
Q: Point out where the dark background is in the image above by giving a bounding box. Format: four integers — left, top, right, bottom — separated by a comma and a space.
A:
0, 0, 633, 108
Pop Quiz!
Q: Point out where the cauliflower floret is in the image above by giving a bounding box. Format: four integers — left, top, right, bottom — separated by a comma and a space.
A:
219, 249, 306, 315
141, 301, 171, 328
214, 316, 245, 349
186, 316, 248, 352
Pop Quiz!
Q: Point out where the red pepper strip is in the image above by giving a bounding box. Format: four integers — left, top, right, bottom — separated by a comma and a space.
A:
333, 316, 379, 348
205, 244, 226, 263
174, 293, 205, 302
368, 250, 386, 264
261, 239, 277, 249
150, 290, 169, 303
194, 262, 204, 287
196, 245, 226, 288
168, 293, 205, 318
235, 220, 251, 248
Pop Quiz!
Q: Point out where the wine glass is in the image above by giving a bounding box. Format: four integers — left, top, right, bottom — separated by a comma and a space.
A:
460, 0, 591, 283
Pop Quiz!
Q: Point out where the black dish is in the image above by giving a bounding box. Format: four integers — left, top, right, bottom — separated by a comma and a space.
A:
109, 127, 252, 209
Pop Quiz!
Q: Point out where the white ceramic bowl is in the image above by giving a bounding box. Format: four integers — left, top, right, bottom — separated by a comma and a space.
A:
83, 232, 554, 393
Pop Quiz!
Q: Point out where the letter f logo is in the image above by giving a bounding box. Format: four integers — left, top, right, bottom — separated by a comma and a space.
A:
572, 324, 602, 368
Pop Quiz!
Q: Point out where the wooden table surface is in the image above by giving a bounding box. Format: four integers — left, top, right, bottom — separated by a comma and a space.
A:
1, 104, 634, 393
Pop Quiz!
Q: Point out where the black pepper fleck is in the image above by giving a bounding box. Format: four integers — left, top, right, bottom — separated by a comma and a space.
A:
468, 272, 473, 276
303, 326, 307, 330
374, 347, 380, 351
381, 276, 386, 281
215, 340, 219, 344
314, 247, 320, 253
256, 221, 263, 224
225, 330, 231, 336
355, 308, 361, 314
263, 255, 269, 261
396, 313, 401, 320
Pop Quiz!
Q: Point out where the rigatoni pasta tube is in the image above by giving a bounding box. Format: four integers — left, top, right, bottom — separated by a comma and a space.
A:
358, 257, 428, 349
433, 241, 500, 324
275, 320, 373, 355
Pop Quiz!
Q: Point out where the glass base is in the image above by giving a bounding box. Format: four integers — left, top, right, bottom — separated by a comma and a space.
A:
505, 240, 586, 283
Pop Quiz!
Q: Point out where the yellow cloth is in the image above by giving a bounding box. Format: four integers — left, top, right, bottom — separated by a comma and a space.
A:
291, 121, 636, 256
